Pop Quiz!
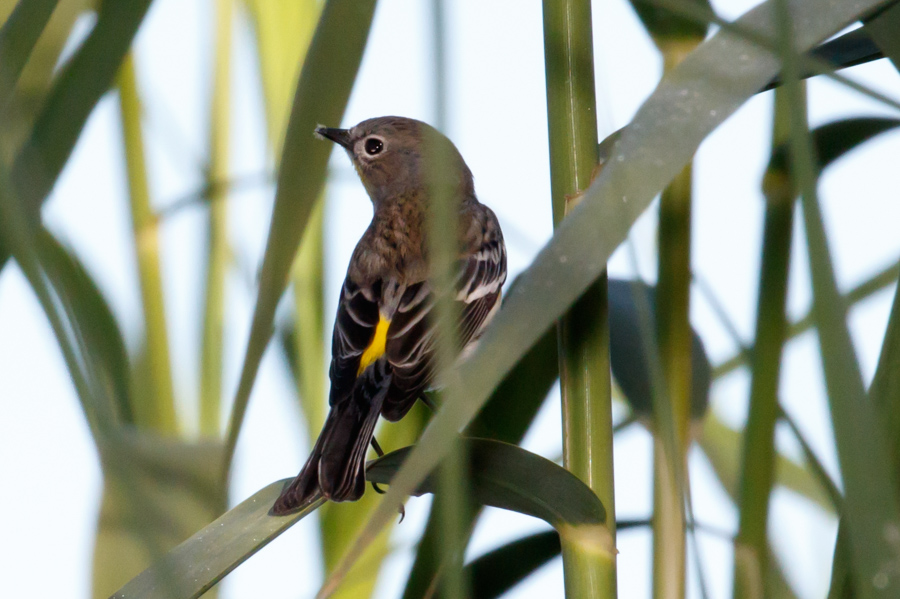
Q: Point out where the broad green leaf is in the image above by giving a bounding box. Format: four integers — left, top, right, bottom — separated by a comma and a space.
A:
93, 433, 225, 598
770, 117, 900, 175
811, 28, 882, 71
0, 0, 88, 152
607, 278, 710, 421
466, 530, 560, 599
111, 439, 608, 599
0, 0, 58, 108
466, 520, 652, 599
110, 480, 325, 599
629, 0, 710, 47
318, 1, 900, 588
35, 228, 134, 425
367, 439, 607, 530
223, 0, 377, 477
827, 262, 900, 597
804, 181, 900, 596
763, 27, 885, 91
870, 271, 900, 465
864, 2, 900, 73
9, 0, 153, 221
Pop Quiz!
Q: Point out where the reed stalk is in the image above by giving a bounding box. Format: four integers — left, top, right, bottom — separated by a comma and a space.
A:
117, 54, 178, 434
542, 0, 616, 595
199, 0, 233, 437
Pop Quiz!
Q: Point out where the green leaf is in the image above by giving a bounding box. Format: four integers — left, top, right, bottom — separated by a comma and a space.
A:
608, 278, 711, 421
803, 187, 900, 596
770, 116, 900, 176
110, 438, 609, 599
864, 2, 900, 73
318, 1, 899, 588
811, 28, 883, 71
466, 531, 561, 599
367, 439, 608, 530
465, 520, 651, 599
110, 480, 325, 599
629, 0, 711, 46
762, 27, 886, 91
223, 0, 378, 478
93, 433, 225, 597
0, 0, 58, 108
9, 0, 153, 220
35, 228, 134, 425
870, 272, 900, 466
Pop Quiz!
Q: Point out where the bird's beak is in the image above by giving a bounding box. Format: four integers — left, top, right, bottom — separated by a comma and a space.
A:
314, 126, 353, 150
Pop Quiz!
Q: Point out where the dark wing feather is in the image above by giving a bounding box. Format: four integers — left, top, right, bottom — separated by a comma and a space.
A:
381, 235, 507, 421
329, 278, 381, 405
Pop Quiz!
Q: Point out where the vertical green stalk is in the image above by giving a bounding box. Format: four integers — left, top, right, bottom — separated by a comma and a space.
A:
425, 111, 470, 599
429, 2, 468, 597
117, 54, 178, 434
199, 0, 233, 437
649, 36, 703, 599
652, 161, 691, 599
732, 88, 794, 597
542, 1, 616, 597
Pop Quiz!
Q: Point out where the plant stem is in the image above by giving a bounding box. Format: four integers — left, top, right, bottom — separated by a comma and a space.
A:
649, 33, 707, 598
732, 87, 794, 597
199, 0, 233, 437
117, 54, 178, 434
428, 2, 470, 597
542, 0, 616, 596
653, 162, 692, 599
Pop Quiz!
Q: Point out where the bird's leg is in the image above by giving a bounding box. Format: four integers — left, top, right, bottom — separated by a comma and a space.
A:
369, 436, 406, 522
370, 437, 387, 494
418, 392, 439, 412
370, 436, 385, 457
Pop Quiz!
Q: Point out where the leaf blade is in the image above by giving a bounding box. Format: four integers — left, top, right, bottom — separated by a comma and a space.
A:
110, 481, 325, 599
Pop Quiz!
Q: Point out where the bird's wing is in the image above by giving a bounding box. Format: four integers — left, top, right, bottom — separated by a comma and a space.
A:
381, 233, 507, 421
328, 278, 382, 405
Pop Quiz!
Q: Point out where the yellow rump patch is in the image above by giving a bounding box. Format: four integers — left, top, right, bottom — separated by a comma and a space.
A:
357, 316, 391, 376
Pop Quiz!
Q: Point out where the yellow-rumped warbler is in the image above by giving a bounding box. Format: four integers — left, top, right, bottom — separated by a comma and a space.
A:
273, 116, 507, 514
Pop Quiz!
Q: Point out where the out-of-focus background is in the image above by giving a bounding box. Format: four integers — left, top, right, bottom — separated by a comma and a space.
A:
1, 0, 899, 598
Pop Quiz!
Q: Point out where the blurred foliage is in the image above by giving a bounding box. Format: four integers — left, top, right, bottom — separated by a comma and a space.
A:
1, 0, 900, 598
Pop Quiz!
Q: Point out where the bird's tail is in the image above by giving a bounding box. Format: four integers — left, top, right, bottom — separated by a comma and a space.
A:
272, 380, 388, 515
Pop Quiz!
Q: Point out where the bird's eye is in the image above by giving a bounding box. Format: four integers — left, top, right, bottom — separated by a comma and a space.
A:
364, 137, 384, 155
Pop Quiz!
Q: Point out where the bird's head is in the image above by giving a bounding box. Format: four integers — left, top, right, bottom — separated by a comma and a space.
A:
315, 116, 474, 203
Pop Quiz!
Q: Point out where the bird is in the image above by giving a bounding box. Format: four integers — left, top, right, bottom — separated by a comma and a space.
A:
272, 116, 507, 515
